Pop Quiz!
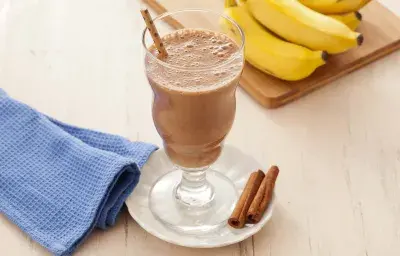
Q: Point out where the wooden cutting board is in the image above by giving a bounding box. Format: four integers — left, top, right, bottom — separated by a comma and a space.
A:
143, 0, 400, 108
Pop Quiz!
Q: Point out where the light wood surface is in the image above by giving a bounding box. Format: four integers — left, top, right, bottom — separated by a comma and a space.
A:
146, 0, 400, 108
0, 0, 400, 255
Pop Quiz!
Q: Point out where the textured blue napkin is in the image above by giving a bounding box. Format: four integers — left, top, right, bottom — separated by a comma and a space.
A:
0, 89, 157, 255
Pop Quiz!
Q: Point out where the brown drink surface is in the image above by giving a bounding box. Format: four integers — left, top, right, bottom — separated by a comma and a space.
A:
146, 28, 243, 168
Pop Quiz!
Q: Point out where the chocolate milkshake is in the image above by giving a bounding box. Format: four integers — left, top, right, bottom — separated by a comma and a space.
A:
145, 28, 243, 168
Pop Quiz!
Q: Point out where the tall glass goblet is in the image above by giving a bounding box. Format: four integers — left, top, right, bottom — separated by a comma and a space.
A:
143, 9, 245, 234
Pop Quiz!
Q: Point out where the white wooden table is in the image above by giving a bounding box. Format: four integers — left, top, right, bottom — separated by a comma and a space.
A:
1, 0, 399, 255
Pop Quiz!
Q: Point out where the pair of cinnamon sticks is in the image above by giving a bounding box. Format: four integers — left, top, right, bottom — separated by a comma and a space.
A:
228, 166, 279, 229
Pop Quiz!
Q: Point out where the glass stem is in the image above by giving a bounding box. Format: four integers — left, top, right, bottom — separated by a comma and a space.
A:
174, 166, 215, 207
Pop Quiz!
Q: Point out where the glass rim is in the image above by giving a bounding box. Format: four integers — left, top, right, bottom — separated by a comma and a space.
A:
141, 8, 245, 72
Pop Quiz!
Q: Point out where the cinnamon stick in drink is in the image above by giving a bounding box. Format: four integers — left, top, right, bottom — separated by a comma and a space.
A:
228, 170, 265, 229
247, 166, 279, 224
140, 8, 168, 57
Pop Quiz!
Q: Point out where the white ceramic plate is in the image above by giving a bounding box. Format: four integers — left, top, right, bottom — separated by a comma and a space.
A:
125, 145, 275, 248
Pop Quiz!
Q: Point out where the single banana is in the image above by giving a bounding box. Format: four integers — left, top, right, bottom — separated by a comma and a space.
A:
300, 0, 371, 14
329, 12, 362, 31
222, 0, 326, 81
302, 0, 338, 3
247, 0, 363, 54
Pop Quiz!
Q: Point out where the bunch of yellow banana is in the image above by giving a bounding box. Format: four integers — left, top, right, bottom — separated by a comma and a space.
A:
222, 0, 371, 81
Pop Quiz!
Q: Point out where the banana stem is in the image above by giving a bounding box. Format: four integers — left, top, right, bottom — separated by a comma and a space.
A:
225, 0, 237, 8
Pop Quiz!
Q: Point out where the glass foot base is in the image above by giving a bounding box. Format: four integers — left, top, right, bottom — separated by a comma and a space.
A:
149, 169, 238, 235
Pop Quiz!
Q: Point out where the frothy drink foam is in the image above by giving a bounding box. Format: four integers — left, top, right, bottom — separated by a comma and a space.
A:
146, 29, 243, 167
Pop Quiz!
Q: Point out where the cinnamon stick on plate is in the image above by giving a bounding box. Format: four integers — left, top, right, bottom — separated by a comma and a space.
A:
247, 166, 279, 224
228, 170, 265, 229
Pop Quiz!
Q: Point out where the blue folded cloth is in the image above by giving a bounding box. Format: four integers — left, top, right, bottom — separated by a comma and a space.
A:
0, 89, 157, 255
